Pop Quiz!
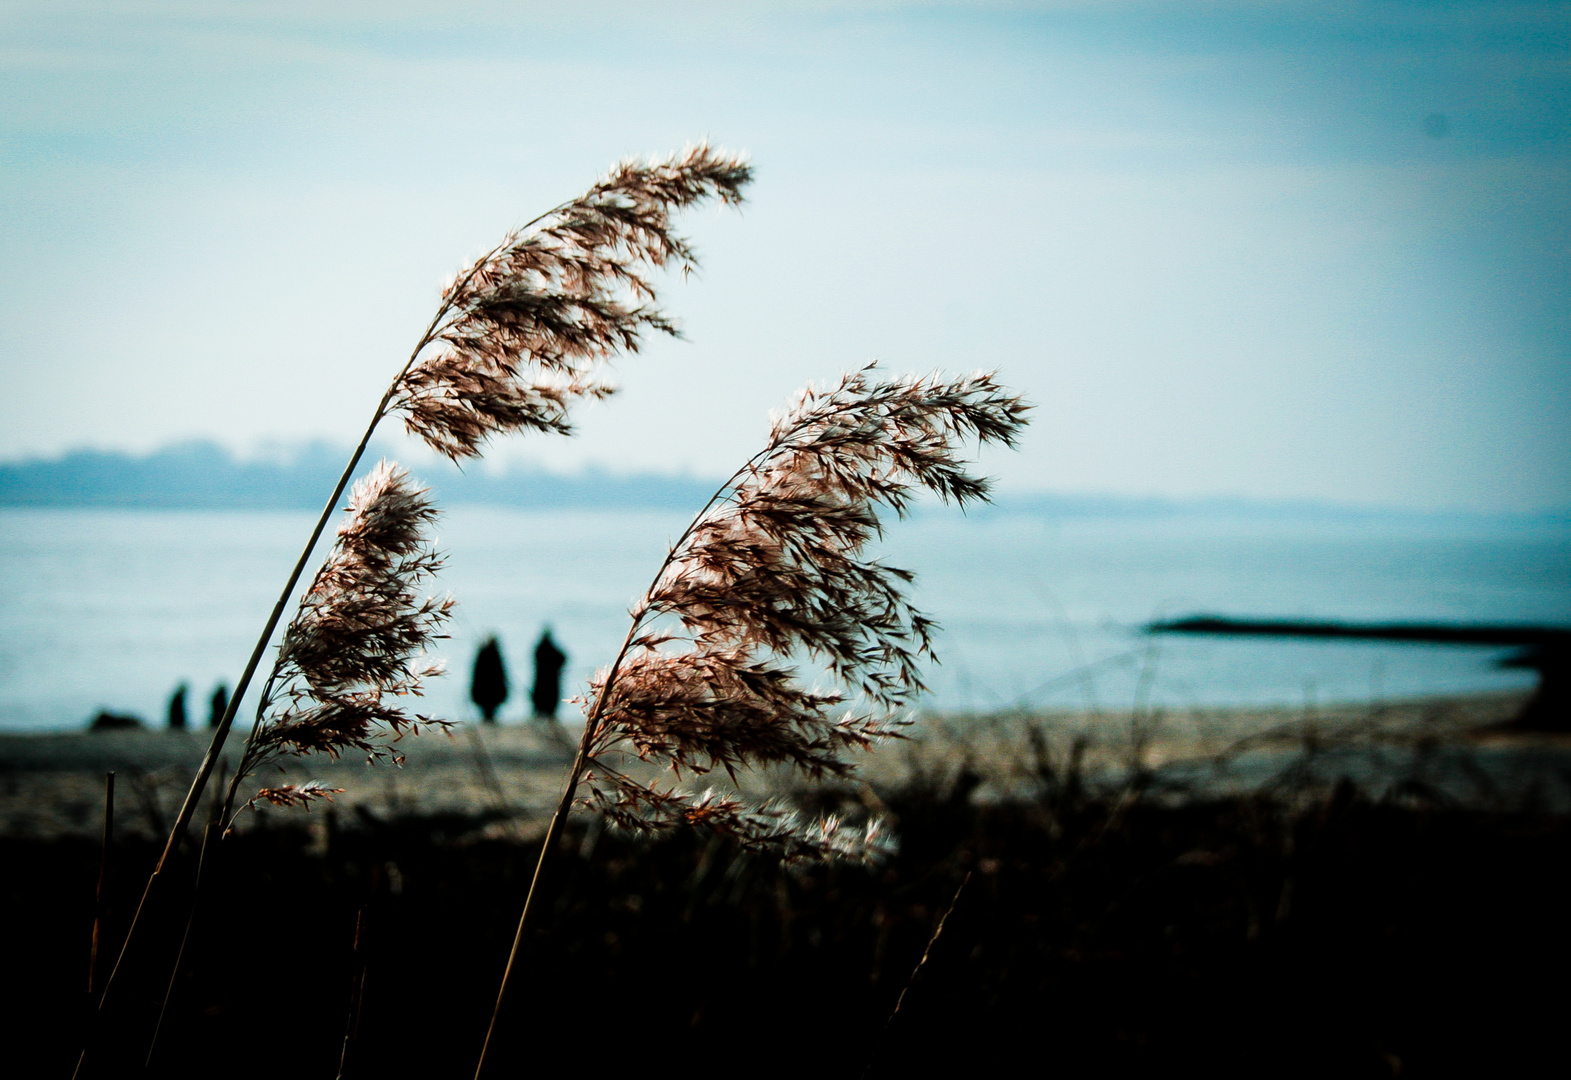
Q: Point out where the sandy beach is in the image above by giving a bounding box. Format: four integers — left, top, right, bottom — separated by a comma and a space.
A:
3, 690, 1561, 840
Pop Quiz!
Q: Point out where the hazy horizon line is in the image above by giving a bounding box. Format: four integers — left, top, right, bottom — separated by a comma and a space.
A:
3, 439, 1568, 524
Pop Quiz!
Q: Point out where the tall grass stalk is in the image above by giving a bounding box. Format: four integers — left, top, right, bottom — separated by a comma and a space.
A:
74, 144, 750, 1078
864, 869, 974, 1077
336, 905, 371, 1080
143, 822, 219, 1070
86, 772, 113, 998
474, 365, 1029, 1076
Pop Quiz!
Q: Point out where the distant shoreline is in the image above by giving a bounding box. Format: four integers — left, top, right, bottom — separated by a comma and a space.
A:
0, 689, 1537, 741
4, 441, 1568, 525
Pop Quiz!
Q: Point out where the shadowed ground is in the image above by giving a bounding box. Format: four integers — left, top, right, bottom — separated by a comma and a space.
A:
4, 693, 1570, 1077
0, 692, 1559, 840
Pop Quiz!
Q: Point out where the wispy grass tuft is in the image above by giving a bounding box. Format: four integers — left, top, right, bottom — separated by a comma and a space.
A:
474, 363, 1030, 1074
581, 364, 1030, 857
222, 461, 452, 829
76, 145, 750, 1079
392, 144, 752, 460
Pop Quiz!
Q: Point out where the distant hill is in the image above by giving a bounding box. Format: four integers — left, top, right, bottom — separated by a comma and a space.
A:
0, 442, 717, 511
1, 442, 1566, 527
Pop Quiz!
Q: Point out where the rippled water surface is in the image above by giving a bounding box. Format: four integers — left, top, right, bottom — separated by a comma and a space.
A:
1, 507, 1567, 731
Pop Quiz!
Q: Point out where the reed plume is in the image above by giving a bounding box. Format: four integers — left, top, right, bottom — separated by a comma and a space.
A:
475, 364, 1030, 1075
392, 144, 752, 461
78, 144, 750, 1079
580, 364, 1030, 855
247, 781, 343, 812
222, 461, 453, 826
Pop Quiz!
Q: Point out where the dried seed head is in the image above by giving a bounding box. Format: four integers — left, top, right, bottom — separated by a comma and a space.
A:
245, 461, 454, 775
247, 780, 344, 813
273, 461, 452, 703
390, 143, 752, 461
585, 776, 897, 862
579, 365, 1031, 860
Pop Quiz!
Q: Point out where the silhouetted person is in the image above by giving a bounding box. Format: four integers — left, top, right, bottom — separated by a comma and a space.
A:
167, 683, 188, 731
89, 710, 142, 731
471, 636, 510, 723
531, 629, 567, 720
208, 682, 229, 728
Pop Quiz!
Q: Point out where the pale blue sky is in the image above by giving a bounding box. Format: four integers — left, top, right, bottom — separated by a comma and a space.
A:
1, 1, 1567, 511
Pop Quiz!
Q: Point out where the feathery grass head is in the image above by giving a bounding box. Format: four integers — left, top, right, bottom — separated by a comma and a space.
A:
271, 460, 452, 725
229, 461, 453, 822
587, 781, 896, 862
391, 143, 752, 461
578, 364, 1030, 860
247, 780, 344, 813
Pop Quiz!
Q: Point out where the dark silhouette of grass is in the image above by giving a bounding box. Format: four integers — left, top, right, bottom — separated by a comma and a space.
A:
12, 748, 1569, 1078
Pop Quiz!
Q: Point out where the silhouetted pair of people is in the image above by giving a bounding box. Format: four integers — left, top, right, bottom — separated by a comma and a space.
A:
92, 680, 228, 732
470, 630, 567, 723
166, 682, 228, 730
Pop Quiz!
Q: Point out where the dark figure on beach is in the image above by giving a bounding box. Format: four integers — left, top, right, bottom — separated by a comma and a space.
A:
89, 710, 142, 731
471, 636, 510, 723
531, 629, 567, 720
208, 682, 228, 728
167, 683, 188, 730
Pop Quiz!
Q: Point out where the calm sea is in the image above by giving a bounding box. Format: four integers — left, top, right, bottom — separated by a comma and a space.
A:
1, 506, 1567, 732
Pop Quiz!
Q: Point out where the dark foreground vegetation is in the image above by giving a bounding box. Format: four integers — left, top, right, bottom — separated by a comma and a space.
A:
8, 758, 1570, 1079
